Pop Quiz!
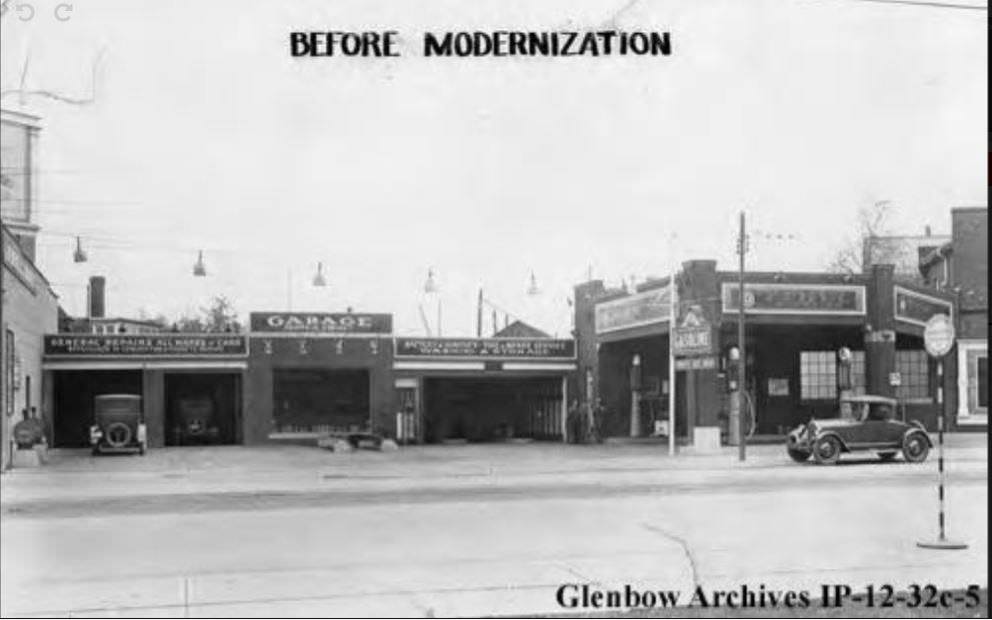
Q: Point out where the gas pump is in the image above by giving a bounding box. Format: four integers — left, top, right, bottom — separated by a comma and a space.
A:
837, 347, 853, 419
725, 346, 756, 443
726, 347, 742, 445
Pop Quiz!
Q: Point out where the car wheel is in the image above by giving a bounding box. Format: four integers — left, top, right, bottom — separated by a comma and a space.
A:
787, 447, 811, 463
813, 435, 843, 465
902, 432, 930, 463
878, 451, 898, 462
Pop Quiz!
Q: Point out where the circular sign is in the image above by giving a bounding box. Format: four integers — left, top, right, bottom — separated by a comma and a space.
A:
923, 314, 955, 358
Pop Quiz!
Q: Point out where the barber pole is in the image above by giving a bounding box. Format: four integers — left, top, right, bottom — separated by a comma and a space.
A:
917, 314, 967, 550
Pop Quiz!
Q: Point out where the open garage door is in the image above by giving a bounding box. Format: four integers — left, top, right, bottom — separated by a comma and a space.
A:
165, 373, 241, 446
53, 370, 143, 448
422, 376, 563, 443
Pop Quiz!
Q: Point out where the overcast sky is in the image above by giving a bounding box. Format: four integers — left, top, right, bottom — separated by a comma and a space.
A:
1, 0, 987, 336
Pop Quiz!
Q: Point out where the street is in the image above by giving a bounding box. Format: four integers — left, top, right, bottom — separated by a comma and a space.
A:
1, 437, 987, 618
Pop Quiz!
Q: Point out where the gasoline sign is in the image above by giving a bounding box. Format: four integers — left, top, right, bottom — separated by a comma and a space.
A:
923, 314, 954, 358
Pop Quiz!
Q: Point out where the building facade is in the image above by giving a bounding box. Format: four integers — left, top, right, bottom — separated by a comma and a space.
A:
1, 109, 59, 471
574, 259, 961, 446
919, 207, 988, 429
41, 310, 577, 449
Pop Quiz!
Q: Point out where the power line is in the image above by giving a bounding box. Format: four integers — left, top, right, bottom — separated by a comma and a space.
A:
840, 0, 986, 9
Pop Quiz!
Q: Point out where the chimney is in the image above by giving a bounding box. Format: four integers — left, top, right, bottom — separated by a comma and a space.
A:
88, 276, 106, 319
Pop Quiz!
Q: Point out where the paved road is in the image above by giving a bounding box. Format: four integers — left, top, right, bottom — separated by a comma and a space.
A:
1, 439, 987, 617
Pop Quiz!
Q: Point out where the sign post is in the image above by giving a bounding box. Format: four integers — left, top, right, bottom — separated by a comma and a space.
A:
917, 313, 967, 550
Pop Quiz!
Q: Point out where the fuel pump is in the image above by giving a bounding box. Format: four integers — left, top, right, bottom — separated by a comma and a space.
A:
837, 346, 853, 419
726, 346, 741, 445
629, 354, 642, 437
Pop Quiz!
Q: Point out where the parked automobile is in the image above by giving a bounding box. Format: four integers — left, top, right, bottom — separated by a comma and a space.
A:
172, 396, 220, 445
90, 394, 146, 456
786, 395, 931, 464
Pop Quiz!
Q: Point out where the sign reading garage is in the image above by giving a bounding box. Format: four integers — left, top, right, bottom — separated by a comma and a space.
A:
249, 312, 393, 334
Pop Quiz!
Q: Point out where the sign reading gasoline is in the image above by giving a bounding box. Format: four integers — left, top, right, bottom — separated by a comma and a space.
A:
923, 314, 955, 358
396, 338, 575, 359
672, 304, 714, 357
45, 335, 248, 356
249, 312, 393, 334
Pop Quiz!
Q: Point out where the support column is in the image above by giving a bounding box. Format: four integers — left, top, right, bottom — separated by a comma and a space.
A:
865, 264, 896, 397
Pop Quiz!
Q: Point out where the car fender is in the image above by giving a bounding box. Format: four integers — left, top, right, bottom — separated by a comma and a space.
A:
813, 430, 850, 453
903, 426, 933, 448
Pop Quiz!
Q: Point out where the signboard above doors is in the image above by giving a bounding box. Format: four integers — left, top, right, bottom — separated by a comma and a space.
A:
721, 283, 866, 316
594, 285, 671, 335
45, 334, 248, 357
395, 338, 576, 360
249, 312, 393, 334
894, 286, 954, 328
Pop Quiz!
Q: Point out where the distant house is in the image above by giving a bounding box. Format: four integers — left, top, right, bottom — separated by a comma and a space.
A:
494, 320, 551, 339
862, 227, 950, 285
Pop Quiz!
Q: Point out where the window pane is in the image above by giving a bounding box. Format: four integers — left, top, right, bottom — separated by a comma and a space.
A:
895, 350, 930, 400
978, 357, 988, 408
800, 351, 836, 400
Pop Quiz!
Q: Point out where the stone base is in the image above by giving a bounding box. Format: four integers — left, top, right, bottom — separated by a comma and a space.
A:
690, 427, 722, 454
12, 448, 42, 468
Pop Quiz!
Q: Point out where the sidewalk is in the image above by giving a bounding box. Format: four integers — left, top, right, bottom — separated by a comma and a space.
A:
2, 435, 986, 508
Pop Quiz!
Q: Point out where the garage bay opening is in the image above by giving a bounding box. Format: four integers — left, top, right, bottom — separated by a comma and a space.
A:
164, 373, 241, 446
422, 376, 563, 443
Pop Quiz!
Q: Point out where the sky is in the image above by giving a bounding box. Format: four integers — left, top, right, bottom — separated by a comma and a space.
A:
1, 0, 987, 336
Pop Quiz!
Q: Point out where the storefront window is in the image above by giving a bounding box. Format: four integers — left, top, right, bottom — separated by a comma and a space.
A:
272, 368, 370, 434
849, 350, 867, 396
800, 351, 836, 400
895, 350, 930, 400
977, 356, 988, 409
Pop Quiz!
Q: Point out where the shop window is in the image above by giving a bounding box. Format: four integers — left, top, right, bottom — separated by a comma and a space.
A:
849, 350, 867, 396
800, 351, 836, 400
895, 350, 930, 400
977, 356, 988, 409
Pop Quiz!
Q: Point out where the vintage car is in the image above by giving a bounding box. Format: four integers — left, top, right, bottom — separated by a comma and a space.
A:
786, 395, 932, 464
171, 396, 220, 445
90, 394, 146, 456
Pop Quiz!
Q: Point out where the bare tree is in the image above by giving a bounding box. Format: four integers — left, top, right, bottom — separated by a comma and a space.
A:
827, 200, 896, 275
170, 295, 242, 333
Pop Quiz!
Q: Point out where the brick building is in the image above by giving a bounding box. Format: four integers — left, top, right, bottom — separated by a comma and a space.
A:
573, 258, 961, 446
919, 207, 988, 429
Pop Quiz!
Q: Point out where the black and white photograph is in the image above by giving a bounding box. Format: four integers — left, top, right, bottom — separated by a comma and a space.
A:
0, 0, 987, 617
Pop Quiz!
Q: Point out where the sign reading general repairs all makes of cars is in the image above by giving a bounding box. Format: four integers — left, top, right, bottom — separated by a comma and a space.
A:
396, 338, 575, 359
249, 312, 393, 334
45, 335, 247, 356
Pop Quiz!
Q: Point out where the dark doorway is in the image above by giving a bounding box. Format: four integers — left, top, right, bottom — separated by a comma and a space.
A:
164, 373, 240, 446
422, 376, 562, 443
272, 368, 370, 433
53, 370, 142, 448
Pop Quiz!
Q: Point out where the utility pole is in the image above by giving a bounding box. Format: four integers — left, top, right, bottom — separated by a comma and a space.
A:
668, 233, 677, 457
476, 288, 483, 337
737, 211, 747, 462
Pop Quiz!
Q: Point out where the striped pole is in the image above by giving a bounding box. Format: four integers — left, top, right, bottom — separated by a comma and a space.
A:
917, 358, 967, 550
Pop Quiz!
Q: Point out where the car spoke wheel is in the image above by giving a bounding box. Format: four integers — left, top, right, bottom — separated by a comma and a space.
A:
902, 432, 930, 463
787, 447, 811, 463
813, 435, 842, 465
